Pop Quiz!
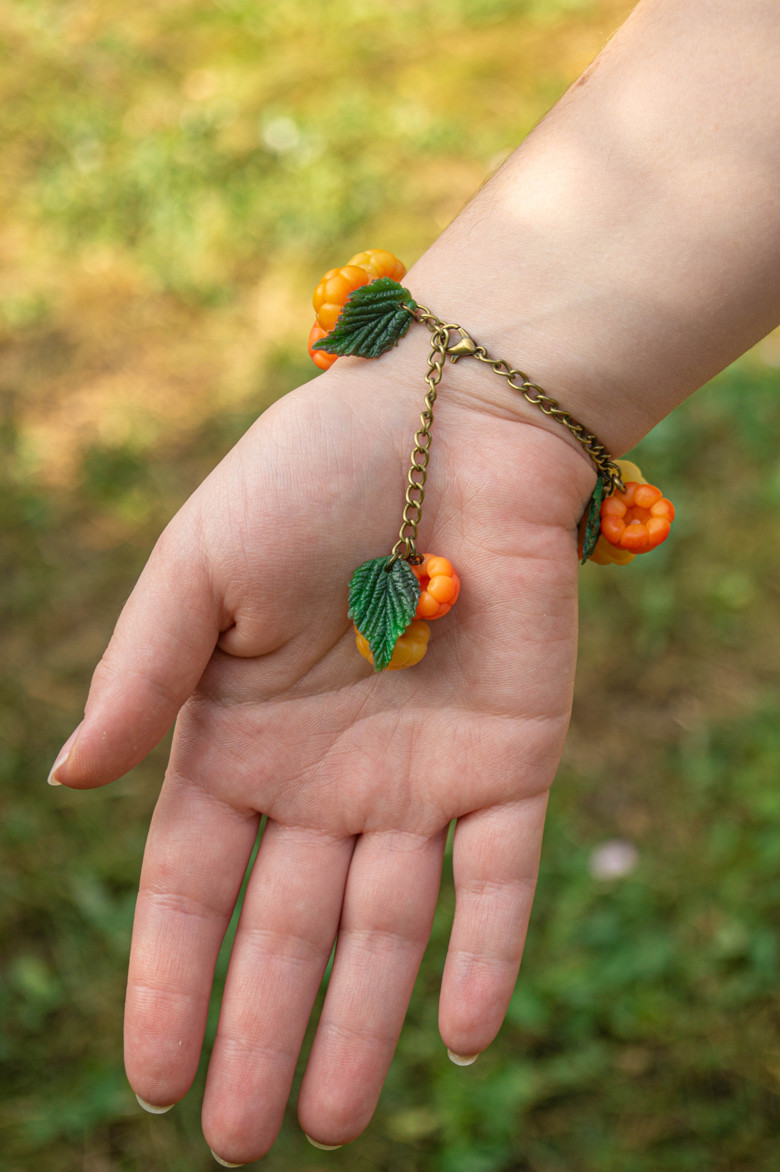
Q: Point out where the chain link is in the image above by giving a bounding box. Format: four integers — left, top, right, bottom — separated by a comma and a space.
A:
411, 305, 624, 496
388, 326, 447, 567
386, 304, 623, 569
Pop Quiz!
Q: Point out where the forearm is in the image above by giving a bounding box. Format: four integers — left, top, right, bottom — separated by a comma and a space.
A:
403, 0, 780, 457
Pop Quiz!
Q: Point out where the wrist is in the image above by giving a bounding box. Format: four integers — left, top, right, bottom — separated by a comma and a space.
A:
392, 0, 780, 459
329, 322, 599, 534
332, 280, 614, 492
401, 211, 659, 464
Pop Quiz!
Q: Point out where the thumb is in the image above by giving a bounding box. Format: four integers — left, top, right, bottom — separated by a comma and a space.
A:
49, 516, 223, 788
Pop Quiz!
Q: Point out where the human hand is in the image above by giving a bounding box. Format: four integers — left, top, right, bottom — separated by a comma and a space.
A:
50, 341, 595, 1164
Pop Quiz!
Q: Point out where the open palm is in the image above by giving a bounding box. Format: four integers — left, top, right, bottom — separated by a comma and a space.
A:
56, 351, 595, 1163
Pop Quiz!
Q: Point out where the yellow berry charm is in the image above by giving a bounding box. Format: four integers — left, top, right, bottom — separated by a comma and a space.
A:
355, 620, 430, 670
589, 536, 637, 567
346, 249, 407, 282
313, 264, 372, 332
348, 552, 458, 672
309, 251, 410, 368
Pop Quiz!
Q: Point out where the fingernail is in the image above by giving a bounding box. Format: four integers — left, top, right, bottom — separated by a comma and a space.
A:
47, 721, 83, 786
209, 1150, 245, 1167
447, 1049, 480, 1066
305, 1134, 344, 1150
136, 1093, 175, 1114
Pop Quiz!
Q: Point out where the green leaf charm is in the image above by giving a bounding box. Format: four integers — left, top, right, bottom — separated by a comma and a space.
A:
348, 556, 420, 671
579, 474, 607, 564
313, 278, 417, 359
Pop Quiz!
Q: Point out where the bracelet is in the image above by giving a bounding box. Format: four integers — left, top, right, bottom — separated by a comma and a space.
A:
309, 250, 675, 670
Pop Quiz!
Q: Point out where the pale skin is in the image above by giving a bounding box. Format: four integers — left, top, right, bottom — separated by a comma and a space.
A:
49, 0, 780, 1163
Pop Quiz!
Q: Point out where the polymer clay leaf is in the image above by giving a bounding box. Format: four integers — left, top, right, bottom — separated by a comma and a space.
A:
314, 278, 417, 359
348, 556, 420, 671
579, 473, 607, 564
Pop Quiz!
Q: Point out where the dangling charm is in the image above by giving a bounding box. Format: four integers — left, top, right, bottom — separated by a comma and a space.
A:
348, 552, 461, 671
411, 554, 460, 619
309, 250, 413, 368
578, 459, 676, 566
308, 249, 676, 669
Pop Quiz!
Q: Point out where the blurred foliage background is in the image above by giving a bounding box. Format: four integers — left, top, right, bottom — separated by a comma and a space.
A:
2, 0, 779, 1169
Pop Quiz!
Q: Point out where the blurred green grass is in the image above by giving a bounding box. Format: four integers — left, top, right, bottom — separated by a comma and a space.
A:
2, 1, 779, 1169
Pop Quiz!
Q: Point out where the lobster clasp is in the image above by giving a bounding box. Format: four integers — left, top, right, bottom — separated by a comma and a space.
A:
443, 325, 478, 362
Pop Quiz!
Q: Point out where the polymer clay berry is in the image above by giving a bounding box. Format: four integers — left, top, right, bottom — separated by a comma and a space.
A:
346, 249, 407, 282
589, 536, 636, 566
313, 264, 371, 332
412, 554, 460, 620
355, 619, 430, 671
600, 481, 675, 554
584, 459, 675, 565
310, 251, 408, 368
308, 322, 337, 371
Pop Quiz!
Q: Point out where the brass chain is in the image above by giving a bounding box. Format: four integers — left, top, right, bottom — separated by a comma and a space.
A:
387, 304, 623, 569
412, 305, 624, 496
387, 325, 448, 567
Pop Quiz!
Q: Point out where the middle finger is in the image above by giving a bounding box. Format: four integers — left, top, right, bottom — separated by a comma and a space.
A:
298, 827, 447, 1147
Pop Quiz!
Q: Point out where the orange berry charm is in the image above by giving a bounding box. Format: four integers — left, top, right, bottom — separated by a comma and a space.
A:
355, 620, 430, 670
599, 479, 675, 555
309, 250, 410, 368
308, 322, 337, 370
411, 553, 460, 620
581, 460, 675, 565
313, 264, 371, 332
